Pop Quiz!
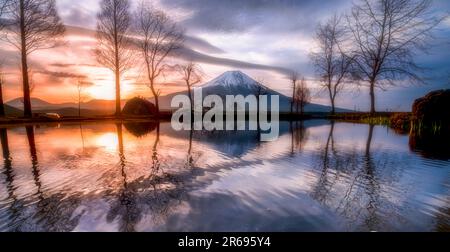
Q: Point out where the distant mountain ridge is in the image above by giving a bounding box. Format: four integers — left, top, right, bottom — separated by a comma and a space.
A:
6, 71, 350, 115
157, 71, 350, 113
6, 98, 126, 115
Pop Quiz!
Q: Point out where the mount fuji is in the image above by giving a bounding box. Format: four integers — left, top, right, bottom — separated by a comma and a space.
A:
158, 71, 349, 113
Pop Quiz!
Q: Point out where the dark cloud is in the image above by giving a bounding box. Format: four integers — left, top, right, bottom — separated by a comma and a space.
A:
184, 36, 225, 54
177, 46, 292, 75
64, 25, 292, 75
160, 0, 351, 33
36, 70, 87, 79
65, 25, 225, 54
49, 63, 99, 68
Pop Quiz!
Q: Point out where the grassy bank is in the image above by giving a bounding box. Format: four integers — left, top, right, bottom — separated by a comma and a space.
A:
326, 112, 394, 125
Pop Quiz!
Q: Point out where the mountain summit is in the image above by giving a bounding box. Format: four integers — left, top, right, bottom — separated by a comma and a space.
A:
201, 71, 267, 94
158, 70, 349, 113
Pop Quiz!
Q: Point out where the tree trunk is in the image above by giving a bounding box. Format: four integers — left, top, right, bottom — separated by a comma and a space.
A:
291, 83, 296, 115
365, 124, 375, 157
115, 69, 121, 116
329, 87, 335, 115
369, 80, 376, 115
0, 80, 5, 117
150, 79, 160, 116
113, 2, 121, 117
187, 85, 193, 113
20, 0, 32, 118
331, 98, 336, 115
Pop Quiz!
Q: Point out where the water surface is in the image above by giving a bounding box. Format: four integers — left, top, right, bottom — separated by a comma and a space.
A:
0, 120, 449, 232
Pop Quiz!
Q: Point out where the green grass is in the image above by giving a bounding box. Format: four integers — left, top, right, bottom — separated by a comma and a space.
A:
328, 113, 392, 126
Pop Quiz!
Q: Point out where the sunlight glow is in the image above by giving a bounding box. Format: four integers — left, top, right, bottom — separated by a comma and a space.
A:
95, 133, 119, 151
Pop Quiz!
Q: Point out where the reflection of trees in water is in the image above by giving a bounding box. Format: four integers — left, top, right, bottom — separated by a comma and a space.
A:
290, 121, 308, 156
310, 123, 405, 231
0, 127, 83, 232
360, 124, 381, 231
0, 123, 205, 232
0, 128, 26, 231
26, 126, 43, 202
409, 130, 450, 161
124, 122, 158, 138
106, 123, 198, 232
311, 122, 339, 203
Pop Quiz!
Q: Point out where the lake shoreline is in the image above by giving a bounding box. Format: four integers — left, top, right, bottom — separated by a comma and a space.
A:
0, 112, 402, 127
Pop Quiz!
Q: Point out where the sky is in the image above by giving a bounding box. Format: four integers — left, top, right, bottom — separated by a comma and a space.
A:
1, 0, 450, 111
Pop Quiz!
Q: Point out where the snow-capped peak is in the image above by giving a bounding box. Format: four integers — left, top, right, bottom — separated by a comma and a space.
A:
201, 71, 264, 91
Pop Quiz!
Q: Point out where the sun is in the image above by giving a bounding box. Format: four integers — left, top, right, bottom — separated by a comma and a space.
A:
86, 78, 137, 100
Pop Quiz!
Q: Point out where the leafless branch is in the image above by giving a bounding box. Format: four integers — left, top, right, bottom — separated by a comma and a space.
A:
310, 14, 355, 114
134, 1, 184, 113
347, 0, 444, 113
95, 0, 134, 116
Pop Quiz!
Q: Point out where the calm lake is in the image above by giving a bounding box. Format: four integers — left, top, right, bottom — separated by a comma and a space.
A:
0, 120, 449, 232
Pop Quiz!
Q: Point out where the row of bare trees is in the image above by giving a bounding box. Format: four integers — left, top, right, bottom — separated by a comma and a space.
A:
290, 72, 311, 115
96, 0, 184, 116
0, 0, 185, 118
311, 0, 443, 115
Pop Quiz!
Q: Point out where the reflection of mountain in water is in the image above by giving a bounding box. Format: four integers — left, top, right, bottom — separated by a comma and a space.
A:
164, 120, 327, 158
1, 121, 449, 232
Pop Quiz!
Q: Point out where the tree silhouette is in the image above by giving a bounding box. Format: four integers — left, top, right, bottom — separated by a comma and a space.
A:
0, 1, 7, 116
295, 78, 311, 115
347, 0, 442, 114
95, 0, 134, 116
1, 0, 65, 118
179, 62, 203, 113
0, 64, 5, 117
135, 2, 184, 115
289, 71, 300, 115
311, 14, 354, 115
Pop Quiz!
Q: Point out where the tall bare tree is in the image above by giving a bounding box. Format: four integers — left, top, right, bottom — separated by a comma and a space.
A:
0, 1, 10, 117
1, 0, 65, 118
179, 62, 203, 113
347, 0, 442, 114
135, 2, 184, 115
0, 64, 5, 117
311, 14, 354, 115
290, 71, 300, 115
295, 78, 311, 115
95, 0, 133, 116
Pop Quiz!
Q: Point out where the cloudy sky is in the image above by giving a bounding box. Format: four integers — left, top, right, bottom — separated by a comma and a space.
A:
1, 0, 450, 111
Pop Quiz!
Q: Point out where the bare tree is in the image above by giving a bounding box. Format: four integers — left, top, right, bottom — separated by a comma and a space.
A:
135, 2, 184, 115
75, 79, 91, 117
290, 71, 301, 115
95, 0, 133, 116
311, 14, 354, 115
179, 62, 203, 113
347, 0, 442, 114
0, 2, 10, 117
1, 0, 65, 118
295, 78, 311, 115
0, 64, 5, 117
